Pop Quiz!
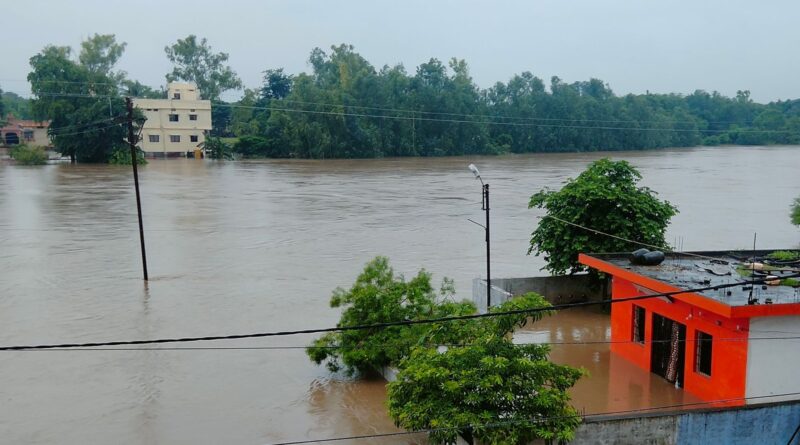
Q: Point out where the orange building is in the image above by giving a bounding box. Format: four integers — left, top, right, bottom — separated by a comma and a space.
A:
580, 250, 800, 406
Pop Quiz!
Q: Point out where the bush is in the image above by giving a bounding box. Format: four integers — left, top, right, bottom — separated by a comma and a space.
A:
306, 257, 475, 376
10, 145, 48, 165
108, 147, 147, 165
791, 197, 800, 227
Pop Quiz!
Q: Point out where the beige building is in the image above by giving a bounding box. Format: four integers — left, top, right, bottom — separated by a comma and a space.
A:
1, 115, 51, 148
133, 82, 212, 157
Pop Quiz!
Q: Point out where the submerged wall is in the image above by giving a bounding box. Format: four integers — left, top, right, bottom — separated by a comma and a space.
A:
472, 274, 606, 312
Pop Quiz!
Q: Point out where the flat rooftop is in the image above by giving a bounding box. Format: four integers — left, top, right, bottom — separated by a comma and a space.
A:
590, 250, 800, 307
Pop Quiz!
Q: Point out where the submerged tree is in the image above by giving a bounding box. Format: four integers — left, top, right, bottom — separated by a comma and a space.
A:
528, 159, 678, 275
306, 256, 474, 376
388, 293, 584, 445
792, 196, 800, 226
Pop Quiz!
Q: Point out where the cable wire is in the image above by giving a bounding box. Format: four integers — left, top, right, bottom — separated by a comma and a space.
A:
1, 273, 796, 351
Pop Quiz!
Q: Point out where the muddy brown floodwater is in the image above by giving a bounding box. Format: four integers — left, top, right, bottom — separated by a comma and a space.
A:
0, 146, 798, 444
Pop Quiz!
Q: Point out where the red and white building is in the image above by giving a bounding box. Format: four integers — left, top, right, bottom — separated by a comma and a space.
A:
0, 114, 51, 147
580, 250, 800, 406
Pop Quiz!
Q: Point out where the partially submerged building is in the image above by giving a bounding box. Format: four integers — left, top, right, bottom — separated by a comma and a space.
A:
1, 114, 51, 147
133, 82, 212, 158
579, 250, 800, 406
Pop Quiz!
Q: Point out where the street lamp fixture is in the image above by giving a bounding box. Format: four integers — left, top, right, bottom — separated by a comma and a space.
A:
468, 164, 491, 309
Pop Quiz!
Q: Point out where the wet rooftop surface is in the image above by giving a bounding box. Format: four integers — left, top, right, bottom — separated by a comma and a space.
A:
594, 251, 800, 306
514, 307, 703, 415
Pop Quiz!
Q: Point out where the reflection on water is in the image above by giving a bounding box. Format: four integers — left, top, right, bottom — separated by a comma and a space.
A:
515, 308, 702, 415
0, 146, 798, 443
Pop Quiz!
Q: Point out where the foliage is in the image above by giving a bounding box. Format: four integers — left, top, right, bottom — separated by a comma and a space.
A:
306, 257, 475, 376
768, 250, 800, 261
10, 144, 48, 165
27, 35, 153, 163
529, 159, 677, 275
203, 136, 233, 160
1, 90, 32, 120
121, 80, 165, 99
387, 293, 585, 445
223, 44, 800, 159
164, 35, 242, 101
108, 146, 147, 165
78, 33, 127, 81
792, 197, 800, 226
0, 86, 5, 122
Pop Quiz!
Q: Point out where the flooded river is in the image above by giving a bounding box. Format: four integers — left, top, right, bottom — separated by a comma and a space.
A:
0, 146, 798, 444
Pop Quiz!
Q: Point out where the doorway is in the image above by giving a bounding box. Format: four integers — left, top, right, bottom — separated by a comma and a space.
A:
650, 313, 686, 387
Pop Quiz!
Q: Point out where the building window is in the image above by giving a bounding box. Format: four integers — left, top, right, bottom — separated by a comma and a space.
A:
190, 109, 196, 112
190, 135, 199, 142
23, 130, 34, 141
148, 135, 160, 143
170, 135, 180, 143
632, 305, 645, 344
695, 331, 713, 376
169, 114, 179, 122
173, 92, 181, 99
189, 114, 198, 121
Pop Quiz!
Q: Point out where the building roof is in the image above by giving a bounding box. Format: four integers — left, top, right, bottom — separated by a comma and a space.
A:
4, 114, 50, 128
580, 250, 800, 319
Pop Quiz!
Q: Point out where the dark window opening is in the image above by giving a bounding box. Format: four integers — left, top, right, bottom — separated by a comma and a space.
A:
169, 114, 179, 122
189, 114, 198, 121
696, 331, 713, 376
632, 305, 645, 344
148, 135, 159, 143
170, 135, 180, 143
190, 135, 199, 142
173, 93, 181, 99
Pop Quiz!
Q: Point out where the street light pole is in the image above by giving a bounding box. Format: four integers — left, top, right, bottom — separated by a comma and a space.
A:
483, 182, 490, 309
468, 164, 491, 309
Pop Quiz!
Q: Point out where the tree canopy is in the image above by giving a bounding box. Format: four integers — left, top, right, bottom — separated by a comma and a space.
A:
27, 35, 148, 163
308, 257, 584, 444
792, 197, 800, 226
306, 256, 475, 376
164, 35, 242, 101
388, 295, 584, 445
220, 44, 800, 159
528, 159, 678, 275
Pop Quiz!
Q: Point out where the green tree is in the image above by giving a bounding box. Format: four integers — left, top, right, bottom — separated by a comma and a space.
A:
79, 33, 127, 81
121, 80, 164, 99
306, 257, 474, 376
528, 159, 678, 275
387, 294, 584, 445
203, 136, 233, 160
792, 197, 800, 226
164, 35, 242, 101
1, 90, 33, 119
28, 44, 128, 162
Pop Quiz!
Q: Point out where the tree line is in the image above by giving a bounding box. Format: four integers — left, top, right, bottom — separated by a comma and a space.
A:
221, 44, 800, 158
9, 36, 800, 162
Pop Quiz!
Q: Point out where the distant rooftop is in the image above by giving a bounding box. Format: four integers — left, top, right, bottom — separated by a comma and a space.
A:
589, 250, 800, 307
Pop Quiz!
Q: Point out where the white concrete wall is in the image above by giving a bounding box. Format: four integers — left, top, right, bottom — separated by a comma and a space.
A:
745, 316, 800, 402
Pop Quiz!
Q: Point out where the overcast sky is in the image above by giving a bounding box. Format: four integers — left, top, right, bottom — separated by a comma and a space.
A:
3, 0, 799, 103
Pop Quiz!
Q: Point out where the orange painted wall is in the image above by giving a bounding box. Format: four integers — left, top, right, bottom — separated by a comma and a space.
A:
610, 277, 749, 406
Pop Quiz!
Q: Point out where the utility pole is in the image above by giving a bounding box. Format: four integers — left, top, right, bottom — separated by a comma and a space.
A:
484, 183, 490, 308
126, 97, 148, 281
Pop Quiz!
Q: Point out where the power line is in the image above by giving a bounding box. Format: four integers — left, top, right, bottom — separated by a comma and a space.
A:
6, 334, 800, 352
1, 273, 796, 351
26, 91, 797, 134
263, 390, 800, 445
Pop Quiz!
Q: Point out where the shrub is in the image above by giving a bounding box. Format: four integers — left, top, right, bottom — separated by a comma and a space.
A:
10, 145, 47, 165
